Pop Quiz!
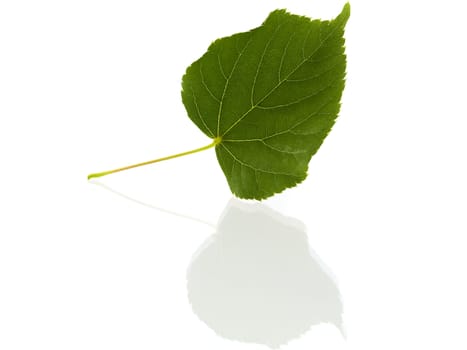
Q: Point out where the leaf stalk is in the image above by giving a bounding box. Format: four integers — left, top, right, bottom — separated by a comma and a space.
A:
87, 137, 221, 180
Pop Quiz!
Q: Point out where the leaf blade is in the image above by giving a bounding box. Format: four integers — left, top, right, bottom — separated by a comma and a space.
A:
182, 4, 350, 199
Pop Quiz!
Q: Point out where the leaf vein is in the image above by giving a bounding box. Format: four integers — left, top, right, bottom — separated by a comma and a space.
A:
217, 37, 253, 135
220, 144, 300, 177
278, 32, 295, 81
257, 79, 337, 110
286, 60, 341, 82
251, 25, 283, 106
200, 64, 221, 103
222, 96, 335, 142
302, 28, 312, 59
217, 54, 227, 80
223, 139, 306, 154
222, 20, 343, 137
261, 139, 307, 154
191, 87, 215, 137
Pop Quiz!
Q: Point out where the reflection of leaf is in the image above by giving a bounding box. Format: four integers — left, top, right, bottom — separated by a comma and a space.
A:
182, 4, 350, 199
187, 199, 343, 348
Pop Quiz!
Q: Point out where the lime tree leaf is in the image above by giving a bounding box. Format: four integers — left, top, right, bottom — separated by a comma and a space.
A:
182, 4, 350, 200
86, 4, 351, 195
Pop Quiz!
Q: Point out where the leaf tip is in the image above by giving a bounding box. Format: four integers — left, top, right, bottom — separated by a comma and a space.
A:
338, 2, 351, 23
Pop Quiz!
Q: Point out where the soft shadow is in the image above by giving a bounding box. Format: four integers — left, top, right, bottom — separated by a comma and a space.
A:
88, 180, 215, 228
187, 199, 344, 349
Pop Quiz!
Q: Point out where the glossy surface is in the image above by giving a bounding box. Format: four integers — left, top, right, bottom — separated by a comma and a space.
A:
1, 0, 466, 349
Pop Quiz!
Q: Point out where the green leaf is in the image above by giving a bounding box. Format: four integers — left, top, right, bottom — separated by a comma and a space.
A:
87, 4, 350, 199
182, 3, 350, 199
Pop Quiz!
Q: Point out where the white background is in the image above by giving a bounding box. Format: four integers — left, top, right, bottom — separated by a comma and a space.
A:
1, 0, 466, 349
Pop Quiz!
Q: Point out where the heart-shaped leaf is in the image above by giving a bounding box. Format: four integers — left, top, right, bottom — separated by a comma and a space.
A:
88, 4, 350, 200
182, 4, 350, 199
